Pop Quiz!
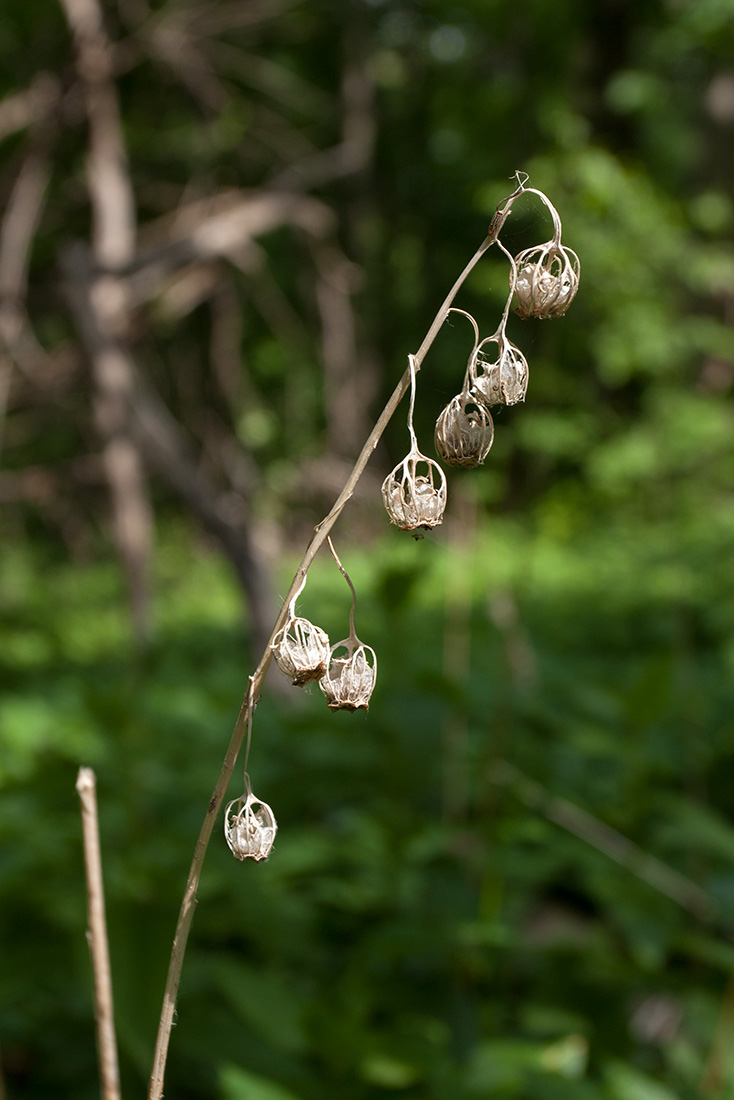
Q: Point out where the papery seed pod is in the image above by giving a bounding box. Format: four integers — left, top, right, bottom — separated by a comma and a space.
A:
435, 391, 494, 467
271, 574, 330, 685
319, 638, 377, 712
382, 453, 447, 532
470, 334, 528, 407
320, 538, 377, 711
382, 354, 447, 533
224, 785, 277, 862
513, 242, 580, 318
271, 617, 330, 685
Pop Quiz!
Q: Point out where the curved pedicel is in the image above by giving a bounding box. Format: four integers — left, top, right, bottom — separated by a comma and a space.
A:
319, 538, 377, 711
382, 354, 447, 533
497, 177, 580, 319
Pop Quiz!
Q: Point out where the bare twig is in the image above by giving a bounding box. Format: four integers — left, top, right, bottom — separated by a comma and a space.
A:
0, 74, 60, 143
76, 768, 121, 1100
488, 760, 714, 921
0, 94, 56, 454
148, 228, 493, 1099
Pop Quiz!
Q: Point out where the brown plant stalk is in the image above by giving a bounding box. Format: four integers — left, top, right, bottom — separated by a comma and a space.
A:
77, 768, 121, 1100
148, 188, 537, 1095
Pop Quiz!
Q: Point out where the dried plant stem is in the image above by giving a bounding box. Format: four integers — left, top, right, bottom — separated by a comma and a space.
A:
76, 767, 121, 1100
488, 760, 713, 920
148, 230, 494, 1099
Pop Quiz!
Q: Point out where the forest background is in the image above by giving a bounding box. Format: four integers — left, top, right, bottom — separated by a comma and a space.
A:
3, 0, 734, 1097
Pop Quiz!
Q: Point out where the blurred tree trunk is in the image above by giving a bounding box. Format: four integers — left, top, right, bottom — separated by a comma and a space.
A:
60, 0, 153, 641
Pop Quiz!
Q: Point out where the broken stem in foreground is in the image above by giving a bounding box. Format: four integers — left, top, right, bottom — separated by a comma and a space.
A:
77, 767, 121, 1100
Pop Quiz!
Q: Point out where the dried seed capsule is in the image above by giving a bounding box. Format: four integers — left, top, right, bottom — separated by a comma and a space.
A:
271, 617, 330, 685
319, 638, 377, 712
225, 787, 277, 861
435, 391, 494, 467
382, 453, 447, 532
470, 335, 528, 407
513, 242, 580, 318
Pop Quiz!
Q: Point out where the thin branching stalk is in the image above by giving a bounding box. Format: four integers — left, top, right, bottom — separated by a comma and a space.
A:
148, 212, 513, 1098
76, 767, 121, 1100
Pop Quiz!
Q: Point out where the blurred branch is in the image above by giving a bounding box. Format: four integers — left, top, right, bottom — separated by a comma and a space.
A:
59, 0, 135, 264
0, 124, 54, 453
126, 189, 335, 292
270, 21, 375, 191
0, 74, 60, 142
146, 16, 229, 112
129, 379, 275, 654
312, 242, 365, 455
185, 0, 297, 35
60, 0, 154, 640
76, 768, 121, 1100
488, 760, 715, 922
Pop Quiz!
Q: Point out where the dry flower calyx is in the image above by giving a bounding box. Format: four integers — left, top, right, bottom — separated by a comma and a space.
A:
225, 778, 278, 862
271, 574, 330, 685
434, 309, 496, 466
383, 354, 447, 534
470, 330, 529, 408
319, 539, 377, 712
511, 182, 580, 319
435, 390, 494, 468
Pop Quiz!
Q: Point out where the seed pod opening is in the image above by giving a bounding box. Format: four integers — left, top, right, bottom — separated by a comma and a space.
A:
382, 453, 447, 532
513, 242, 580, 319
272, 617, 330, 685
435, 391, 494, 467
470, 335, 528, 408
319, 639, 377, 712
225, 788, 277, 861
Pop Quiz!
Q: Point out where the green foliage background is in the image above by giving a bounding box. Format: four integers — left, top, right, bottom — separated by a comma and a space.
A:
3, 0, 734, 1097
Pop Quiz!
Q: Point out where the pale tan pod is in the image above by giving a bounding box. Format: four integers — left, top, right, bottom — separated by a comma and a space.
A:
271, 616, 330, 685
381, 452, 447, 532
319, 639, 377, 712
470, 335, 529, 407
513, 241, 580, 319
435, 391, 494, 467
224, 789, 278, 861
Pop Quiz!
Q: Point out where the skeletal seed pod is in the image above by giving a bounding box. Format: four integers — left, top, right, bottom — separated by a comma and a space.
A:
383, 353, 447, 533
320, 638, 377, 712
224, 786, 277, 862
382, 453, 447, 532
320, 537, 377, 712
435, 391, 494, 467
513, 242, 580, 318
271, 574, 330, 686
271, 617, 330, 685
470, 334, 528, 407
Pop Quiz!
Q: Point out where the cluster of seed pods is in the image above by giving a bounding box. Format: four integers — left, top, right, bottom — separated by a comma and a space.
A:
227, 175, 578, 861
271, 541, 377, 713
226, 542, 377, 860
387, 174, 579, 534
